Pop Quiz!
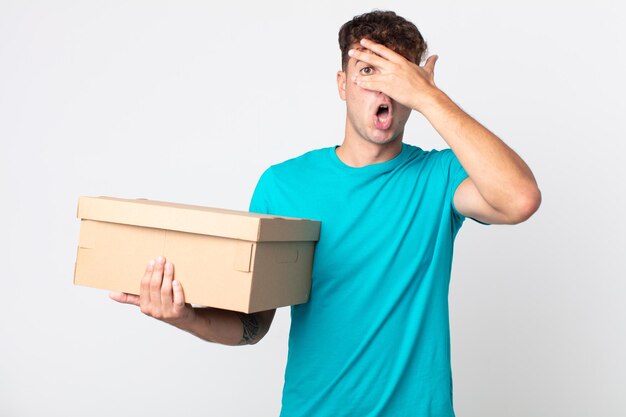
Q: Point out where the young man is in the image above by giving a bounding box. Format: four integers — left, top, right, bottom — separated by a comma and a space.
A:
111, 10, 541, 416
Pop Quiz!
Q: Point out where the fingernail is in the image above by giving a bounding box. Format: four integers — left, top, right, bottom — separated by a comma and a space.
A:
148, 259, 155, 266
165, 262, 172, 272
157, 256, 164, 263
348, 49, 355, 56
172, 280, 179, 287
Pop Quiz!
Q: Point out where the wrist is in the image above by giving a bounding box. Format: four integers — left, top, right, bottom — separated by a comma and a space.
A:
414, 87, 452, 115
166, 306, 198, 330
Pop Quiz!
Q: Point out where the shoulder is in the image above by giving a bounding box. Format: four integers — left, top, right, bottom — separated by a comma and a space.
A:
267, 147, 333, 177
273, 147, 332, 168
410, 146, 452, 163
253, 147, 333, 191
250, 147, 334, 215
401, 143, 456, 171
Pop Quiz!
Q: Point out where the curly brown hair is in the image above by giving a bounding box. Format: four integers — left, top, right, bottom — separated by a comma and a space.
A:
338, 10, 427, 71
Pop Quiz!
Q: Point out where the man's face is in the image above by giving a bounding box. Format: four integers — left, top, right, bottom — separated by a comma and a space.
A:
337, 43, 413, 145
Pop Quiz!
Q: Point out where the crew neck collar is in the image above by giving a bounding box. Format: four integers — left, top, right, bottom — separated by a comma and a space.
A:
330, 143, 409, 174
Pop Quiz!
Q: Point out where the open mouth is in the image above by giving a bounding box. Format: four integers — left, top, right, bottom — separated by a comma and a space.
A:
374, 103, 392, 130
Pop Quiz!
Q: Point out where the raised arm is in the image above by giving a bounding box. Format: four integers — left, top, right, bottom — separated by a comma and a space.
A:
110, 256, 276, 346
348, 38, 541, 224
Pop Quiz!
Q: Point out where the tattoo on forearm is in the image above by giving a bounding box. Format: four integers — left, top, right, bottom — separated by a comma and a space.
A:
237, 313, 260, 345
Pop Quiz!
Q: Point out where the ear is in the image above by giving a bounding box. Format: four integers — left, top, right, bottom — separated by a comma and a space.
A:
336, 70, 347, 101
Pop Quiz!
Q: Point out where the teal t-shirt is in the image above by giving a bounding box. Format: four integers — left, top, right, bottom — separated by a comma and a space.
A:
250, 143, 470, 417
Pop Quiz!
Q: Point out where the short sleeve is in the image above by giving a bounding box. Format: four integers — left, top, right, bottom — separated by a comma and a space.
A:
439, 148, 491, 226
438, 149, 469, 222
249, 167, 274, 215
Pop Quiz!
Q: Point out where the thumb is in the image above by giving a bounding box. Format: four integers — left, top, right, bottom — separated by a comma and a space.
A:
424, 54, 438, 75
109, 291, 140, 306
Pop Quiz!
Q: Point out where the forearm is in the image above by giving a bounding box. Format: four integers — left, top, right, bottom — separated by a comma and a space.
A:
420, 90, 541, 215
175, 307, 274, 346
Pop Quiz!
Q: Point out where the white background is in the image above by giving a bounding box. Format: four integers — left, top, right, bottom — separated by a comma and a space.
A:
1, 1, 624, 416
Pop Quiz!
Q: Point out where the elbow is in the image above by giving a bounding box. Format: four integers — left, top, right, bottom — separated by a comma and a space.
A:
244, 309, 275, 346
246, 325, 271, 345
506, 186, 542, 224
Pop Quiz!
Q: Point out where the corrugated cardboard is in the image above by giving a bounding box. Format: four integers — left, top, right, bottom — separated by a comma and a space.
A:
74, 196, 320, 313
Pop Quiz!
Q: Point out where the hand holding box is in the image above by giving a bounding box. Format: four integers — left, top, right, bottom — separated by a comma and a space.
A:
74, 196, 320, 313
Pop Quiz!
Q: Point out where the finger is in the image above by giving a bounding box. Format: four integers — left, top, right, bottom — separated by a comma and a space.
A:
150, 256, 165, 306
109, 291, 140, 306
423, 54, 438, 75
140, 259, 155, 305
172, 279, 186, 309
352, 74, 385, 92
160, 261, 174, 308
348, 48, 387, 69
359, 38, 404, 63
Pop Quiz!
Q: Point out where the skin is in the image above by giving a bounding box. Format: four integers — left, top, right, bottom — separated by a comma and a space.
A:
335, 43, 424, 166
343, 38, 541, 224
111, 36, 541, 344
110, 257, 275, 346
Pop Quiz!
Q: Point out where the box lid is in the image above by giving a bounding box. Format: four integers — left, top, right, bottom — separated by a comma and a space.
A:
77, 196, 320, 242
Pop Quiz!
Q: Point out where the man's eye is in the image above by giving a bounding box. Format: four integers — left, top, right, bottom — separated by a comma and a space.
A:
359, 67, 373, 75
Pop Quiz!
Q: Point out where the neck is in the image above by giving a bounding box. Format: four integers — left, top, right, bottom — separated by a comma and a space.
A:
336, 137, 403, 168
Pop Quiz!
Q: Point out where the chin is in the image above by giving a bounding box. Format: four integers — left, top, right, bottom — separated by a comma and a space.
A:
367, 131, 401, 145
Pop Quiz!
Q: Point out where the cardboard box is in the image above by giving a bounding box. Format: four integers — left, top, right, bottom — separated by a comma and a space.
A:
74, 196, 320, 313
